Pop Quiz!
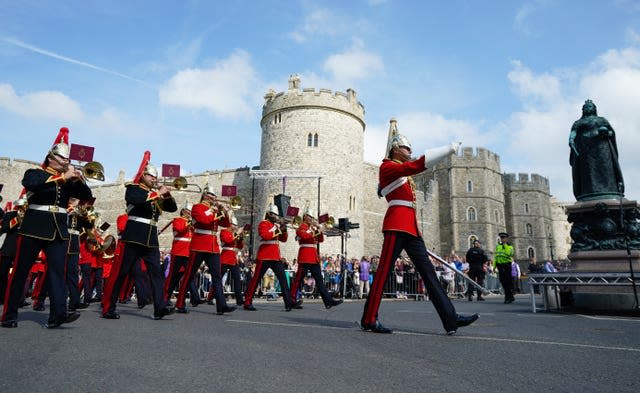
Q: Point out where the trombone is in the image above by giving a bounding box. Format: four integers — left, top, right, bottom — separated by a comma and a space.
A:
69, 161, 105, 182
159, 176, 202, 192
216, 196, 242, 210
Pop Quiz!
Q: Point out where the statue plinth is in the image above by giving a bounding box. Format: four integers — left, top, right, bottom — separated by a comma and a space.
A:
567, 198, 640, 311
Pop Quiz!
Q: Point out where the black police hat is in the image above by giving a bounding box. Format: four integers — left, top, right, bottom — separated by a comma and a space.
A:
498, 232, 509, 238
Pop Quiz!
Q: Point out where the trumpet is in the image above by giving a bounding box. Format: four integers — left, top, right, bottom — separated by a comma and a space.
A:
67, 161, 105, 182
216, 196, 242, 210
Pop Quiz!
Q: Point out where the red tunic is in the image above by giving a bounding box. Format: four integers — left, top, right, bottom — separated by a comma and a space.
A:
220, 228, 244, 266
256, 219, 287, 261
296, 222, 322, 264
79, 237, 96, 266
170, 216, 192, 257
190, 202, 229, 253
379, 156, 426, 236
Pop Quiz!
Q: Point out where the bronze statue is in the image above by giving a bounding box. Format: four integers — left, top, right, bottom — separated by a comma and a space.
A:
569, 99, 624, 201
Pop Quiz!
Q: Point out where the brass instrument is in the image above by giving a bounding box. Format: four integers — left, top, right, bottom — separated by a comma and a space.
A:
71, 161, 105, 181
158, 176, 202, 192
216, 196, 242, 210
101, 235, 117, 255
280, 215, 302, 229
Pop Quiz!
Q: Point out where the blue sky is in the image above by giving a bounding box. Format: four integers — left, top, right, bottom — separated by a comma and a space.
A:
2, 0, 640, 202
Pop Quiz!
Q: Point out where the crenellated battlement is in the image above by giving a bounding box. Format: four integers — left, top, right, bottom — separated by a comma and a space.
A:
261, 74, 365, 127
445, 146, 501, 172
504, 172, 550, 192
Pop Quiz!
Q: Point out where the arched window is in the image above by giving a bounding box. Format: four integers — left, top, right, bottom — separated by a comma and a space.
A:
307, 133, 313, 147
524, 203, 530, 214
528, 247, 535, 259
467, 207, 476, 221
526, 223, 533, 235
313, 133, 319, 147
274, 112, 282, 124
467, 180, 473, 192
469, 235, 478, 248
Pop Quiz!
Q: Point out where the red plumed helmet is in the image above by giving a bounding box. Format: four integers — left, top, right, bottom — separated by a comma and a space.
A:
133, 151, 152, 184
43, 126, 71, 167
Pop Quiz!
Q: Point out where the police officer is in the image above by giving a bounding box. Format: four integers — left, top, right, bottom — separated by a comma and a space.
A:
465, 239, 489, 301
101, 152, 176, 320
493, 232, 515, 304
1, 127, 92, 328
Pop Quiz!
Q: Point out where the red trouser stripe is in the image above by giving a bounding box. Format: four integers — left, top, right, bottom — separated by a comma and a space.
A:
101, 242, 125, 315
289, 264, 305, 300
243, 259, 263, 306
163, 254, 179, 302
1, 235, 23, 322
31, 269, 47, 301
362, 232, 397, 326
175, 252, 197, 309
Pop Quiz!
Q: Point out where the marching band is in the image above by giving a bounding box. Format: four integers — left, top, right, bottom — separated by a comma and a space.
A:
0, 126, 479, 336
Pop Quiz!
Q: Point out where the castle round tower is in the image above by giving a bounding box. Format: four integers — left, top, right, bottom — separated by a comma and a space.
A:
257, 75, 366, 260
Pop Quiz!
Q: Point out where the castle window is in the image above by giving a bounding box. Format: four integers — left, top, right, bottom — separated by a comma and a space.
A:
469, 235, 478, 248
307, 133, 313, 147
526, 223, 533, 235
275, 113, 282, 124
313, 133, 319, 147
528, 247, 535, 259
494, 210, 499, 223
467, 207, 477, 221
467, 180, 473, 193
524, 203, 530, 214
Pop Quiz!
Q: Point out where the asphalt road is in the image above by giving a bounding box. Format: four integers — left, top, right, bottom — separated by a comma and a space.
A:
1, 294, 639, 393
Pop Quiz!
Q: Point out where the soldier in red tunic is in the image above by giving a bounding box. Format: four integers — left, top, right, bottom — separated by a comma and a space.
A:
219, 216, 246, 306
243, 203, 301, 311
289, 207, 342, 309
175, 185, 235, 315
360, 131, 478, 335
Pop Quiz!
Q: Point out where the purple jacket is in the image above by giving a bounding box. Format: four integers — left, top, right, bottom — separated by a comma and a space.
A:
359, 260, 370, 281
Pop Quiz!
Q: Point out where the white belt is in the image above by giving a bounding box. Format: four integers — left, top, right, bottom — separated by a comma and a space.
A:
194, 229, 216, 235
260, 240, 279, 245
174, 237, 190, 242
28, 204, 67, 214
68, 229, 80, 235
222, 247, 239, 251
388, 200, 415, 209
128, 216, 157, 226
299, 244, 316, 248
379, 177, 407, 197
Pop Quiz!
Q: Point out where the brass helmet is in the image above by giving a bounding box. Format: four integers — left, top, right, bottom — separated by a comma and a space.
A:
390, 134, 412, 153
14, 197, 28, 208
303, 206, 315, 218
144, 164, 158, 178
267, 203, 279, 215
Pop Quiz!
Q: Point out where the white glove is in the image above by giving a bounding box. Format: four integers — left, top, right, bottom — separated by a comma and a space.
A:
424, 142, 461, 168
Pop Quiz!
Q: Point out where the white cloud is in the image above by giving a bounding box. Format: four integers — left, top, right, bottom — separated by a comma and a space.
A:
503, 47, 640, 201
158, 49, 259, 119
288, 8, 334, 43
0, 83, 85, 121
323, 40, 384, 85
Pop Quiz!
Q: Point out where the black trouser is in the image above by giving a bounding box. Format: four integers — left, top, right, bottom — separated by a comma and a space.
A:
1, 235, 69, 324
290, 263, 333, 306
79, 264, 93, 303
496, 263, 514, 300
194, 252, 228, 312
466, 267, 485, 298
65, 253, 81, 308
244, 260, 293, 308
0, 254, 15, 304
221, 264, 244, 305
361, 231, 456, 332
105, 243, 167, 315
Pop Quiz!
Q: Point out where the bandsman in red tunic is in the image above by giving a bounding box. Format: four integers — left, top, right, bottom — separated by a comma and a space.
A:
243, 203, 301, 311
289, 207, 342, 309
360, 128, 478, 335
164, 203, 201, 307
219, 216, 246, 306
175, 185, 235, 315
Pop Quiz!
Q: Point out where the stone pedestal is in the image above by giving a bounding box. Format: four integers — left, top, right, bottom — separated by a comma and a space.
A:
567, 199, 640, 311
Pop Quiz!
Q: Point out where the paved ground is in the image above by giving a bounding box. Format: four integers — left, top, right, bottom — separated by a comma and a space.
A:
1, 293, 639, 393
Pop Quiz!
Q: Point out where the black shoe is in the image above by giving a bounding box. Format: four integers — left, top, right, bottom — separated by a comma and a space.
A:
190, 300, 202, 307
292, 299, 304, 309
468, 296, 473, 302
243, 304, 256, 311
216, 306, 236, 315
102, 311, 120, 319
19, 301, 31, 308
505, 298, 514, 304
153, 306, 175, 320
361, 320, 393, 334
46, 311, 81, 329
477, 296, 485, 301
33, 303, 45, 311
1, 320, 18, 328
455, 313, 479, 328
206, 300, 215, 306
90, 296, 102, 303
75, 302, 90, 310
175, 307, 189, 314
325, 299, 343, 309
